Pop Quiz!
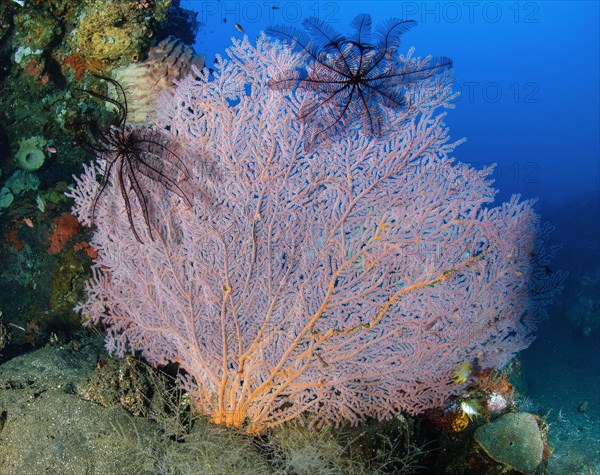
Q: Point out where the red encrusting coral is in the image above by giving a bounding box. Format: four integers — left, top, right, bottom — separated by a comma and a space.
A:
48, 212, 80, 255
22, 58, 49, 86
4, 228, 25, 251
73, 240, 98, 259
61, 53, 107, 80
62, 53, 88, 80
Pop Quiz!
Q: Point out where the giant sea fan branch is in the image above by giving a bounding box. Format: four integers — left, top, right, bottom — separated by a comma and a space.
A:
68, 35, 560, 434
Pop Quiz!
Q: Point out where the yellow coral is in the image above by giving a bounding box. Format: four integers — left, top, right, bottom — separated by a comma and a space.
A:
88, 26, 131, 59
76, 6, 142, 63
451, 412, 469, 432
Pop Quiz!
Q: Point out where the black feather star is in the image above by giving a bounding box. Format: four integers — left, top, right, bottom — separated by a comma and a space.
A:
267, 14, 452, 149
78, 76, 195, 243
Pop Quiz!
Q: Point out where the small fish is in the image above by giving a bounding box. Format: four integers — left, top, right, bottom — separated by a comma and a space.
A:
235, 23, 244, 33
46, 147, 57, 154
222, 18, 227, 23
271, 5, 280, 10
460, 400, 480, 420
23, 217, 34, 228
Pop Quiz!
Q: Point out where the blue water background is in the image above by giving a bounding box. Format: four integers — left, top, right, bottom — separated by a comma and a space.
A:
183, 0, 599, 211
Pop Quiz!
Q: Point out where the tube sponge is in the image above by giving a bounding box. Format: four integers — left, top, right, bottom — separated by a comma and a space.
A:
15, 136, 46, 171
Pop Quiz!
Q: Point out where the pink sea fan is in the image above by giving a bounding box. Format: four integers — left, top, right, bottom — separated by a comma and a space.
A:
69, 35, 553, 434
